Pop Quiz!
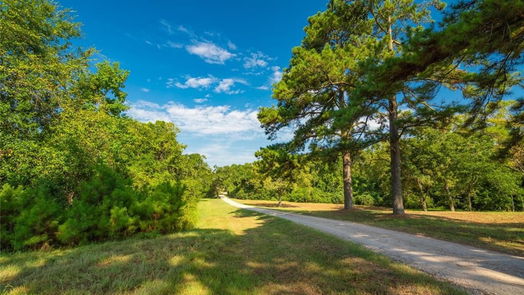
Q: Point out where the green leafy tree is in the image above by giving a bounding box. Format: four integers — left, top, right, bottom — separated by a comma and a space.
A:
259, 0, 380, 209
0, 0, 89, 139
0, 0, 213, 251
255, 145, 306, 206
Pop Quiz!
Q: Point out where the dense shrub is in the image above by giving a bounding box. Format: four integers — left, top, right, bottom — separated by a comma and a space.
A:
1, 165, 201, 251
354, 193, 375, 206
57, 166, 140, 245
0, 184, 25, 249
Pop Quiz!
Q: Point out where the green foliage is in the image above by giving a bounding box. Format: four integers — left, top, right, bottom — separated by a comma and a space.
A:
219, 118, 523, 212
0, 184, 25, 249
0, 0, 88, 139
11, 184, 62, 250
57, 166, 138, 245
0, 0, 212, 251
354, 193, 375, 206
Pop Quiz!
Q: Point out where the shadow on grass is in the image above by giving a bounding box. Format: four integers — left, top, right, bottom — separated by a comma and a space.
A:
289, 208, 524, 257
0, 207, 465, 295
241, 202, 300, 208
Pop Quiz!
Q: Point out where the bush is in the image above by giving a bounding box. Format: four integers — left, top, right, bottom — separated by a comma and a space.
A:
0, 184, 25, 249
1, 183, 64, 250
134, 181, 193, 233
56, 166, 197, 246
57, 166, 138, 245
354, 193, 375, 206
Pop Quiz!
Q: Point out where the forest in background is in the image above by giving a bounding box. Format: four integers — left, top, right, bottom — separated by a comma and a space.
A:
217, 109, 524, 211
217, 0, 524, 212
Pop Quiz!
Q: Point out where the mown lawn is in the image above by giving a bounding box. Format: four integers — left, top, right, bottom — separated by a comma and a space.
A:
0, 199, 464, 295
236, 199, 524, 257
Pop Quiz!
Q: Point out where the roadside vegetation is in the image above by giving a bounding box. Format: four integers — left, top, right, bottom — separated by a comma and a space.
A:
0, 0, 213, 252
235, 199, 524, 256
0, 199, 465, 295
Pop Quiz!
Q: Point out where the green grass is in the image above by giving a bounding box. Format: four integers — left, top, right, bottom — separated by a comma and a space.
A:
0, 199, 465, 295
236, 199, 524, 257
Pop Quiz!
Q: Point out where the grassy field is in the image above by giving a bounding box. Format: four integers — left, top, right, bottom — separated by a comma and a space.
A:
236, 199, 524, 257
0, 199, 464, 295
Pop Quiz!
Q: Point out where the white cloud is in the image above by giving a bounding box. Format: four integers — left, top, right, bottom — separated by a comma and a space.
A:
127, 101, 170, 122
189, 142, 257, 167
186, 42, 235, 64
128, 100, 273, 167
170, 76, 217, 89
193, 98, 208, 103
256, 85, 269, 90
214, 78, 246, 94
128, 100, 261, 135
159, 19, 174, 35
166, 78, 175, 88
177, 25, 190, 34
270, 66, 283, 84
227, 40, 237, 50
140, 88, 150, 93
166, 41, 183, 49
243, 52, 270, 69
167, 76, 246, 94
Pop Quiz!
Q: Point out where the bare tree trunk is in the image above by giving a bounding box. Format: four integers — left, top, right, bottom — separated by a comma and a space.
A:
416, 179, 427, 212
445, 182, 455, 212
386, 16, 404, 216
467, 193, 473, 211
342, 151, 354, 210
466, 179, 477, 211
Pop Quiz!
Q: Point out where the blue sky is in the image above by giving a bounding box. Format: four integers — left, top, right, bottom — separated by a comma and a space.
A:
59, 0, 522, 167
58, 0, 327, 166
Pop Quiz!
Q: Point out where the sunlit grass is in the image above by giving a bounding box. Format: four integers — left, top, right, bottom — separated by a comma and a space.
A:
0, 199, 465, 295
236, 199, 524, 256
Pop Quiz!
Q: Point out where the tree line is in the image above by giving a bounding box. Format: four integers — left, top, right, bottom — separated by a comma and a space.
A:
0, 0, 213, 251
219, 0, 524, 213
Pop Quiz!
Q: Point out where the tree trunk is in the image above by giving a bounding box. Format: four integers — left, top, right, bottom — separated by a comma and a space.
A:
342, 151, 354, 210
445, 182, 455, 212
386, 17, 404, 216
416, 179, 427, 212
467, 193, 473, 211
389, 98, 404, 215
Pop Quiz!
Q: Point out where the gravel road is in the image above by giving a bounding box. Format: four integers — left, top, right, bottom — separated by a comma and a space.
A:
220, 196, 524, 295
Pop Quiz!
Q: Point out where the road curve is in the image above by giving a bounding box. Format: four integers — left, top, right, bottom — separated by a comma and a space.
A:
220, 196, 524, 295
